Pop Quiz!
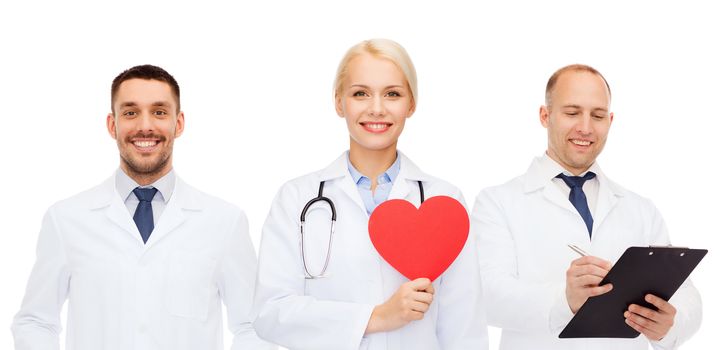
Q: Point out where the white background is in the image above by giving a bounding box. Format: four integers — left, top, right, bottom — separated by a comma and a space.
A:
1, 1, 724, 349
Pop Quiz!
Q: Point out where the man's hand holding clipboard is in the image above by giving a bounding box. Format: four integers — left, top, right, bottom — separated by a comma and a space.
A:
559, 245, 707, 339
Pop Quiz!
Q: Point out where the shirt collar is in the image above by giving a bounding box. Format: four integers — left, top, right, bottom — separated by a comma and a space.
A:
346, 151, 401, 189
115, 168, 176, 204
539, 152, 604, 179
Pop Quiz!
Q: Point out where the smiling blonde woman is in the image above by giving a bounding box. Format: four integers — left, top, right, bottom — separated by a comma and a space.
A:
253, 39, 489, 350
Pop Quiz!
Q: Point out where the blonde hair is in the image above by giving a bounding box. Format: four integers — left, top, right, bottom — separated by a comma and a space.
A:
334, 38, 418, 105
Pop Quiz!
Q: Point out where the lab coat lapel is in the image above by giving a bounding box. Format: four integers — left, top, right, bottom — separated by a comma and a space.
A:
144, 178, 201, 248
336, 178, 367, 214
542, 183, 579, 214
523, 158, 578, 215
321, 152, 367, 214
388, 153, 422, 203
94, 175, 145, 244
591, 172, 623, 235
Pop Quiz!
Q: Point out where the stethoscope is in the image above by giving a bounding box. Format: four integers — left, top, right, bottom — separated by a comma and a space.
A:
300, 180, 425, 279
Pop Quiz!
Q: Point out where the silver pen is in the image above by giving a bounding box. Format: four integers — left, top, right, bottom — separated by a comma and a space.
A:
568, 244, 589, 257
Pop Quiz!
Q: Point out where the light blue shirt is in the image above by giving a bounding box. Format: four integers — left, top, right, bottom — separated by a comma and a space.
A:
346, 152, 401, 215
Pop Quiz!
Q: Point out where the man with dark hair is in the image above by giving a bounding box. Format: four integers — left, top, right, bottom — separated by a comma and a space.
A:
111, 64, 181, 112
12, 65, 272, 350
472, 64, 702, 349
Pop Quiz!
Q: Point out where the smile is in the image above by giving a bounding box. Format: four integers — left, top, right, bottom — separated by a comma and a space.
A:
132, 139, 160, 151
570, 139, 593, 146
360, 122, 392, 133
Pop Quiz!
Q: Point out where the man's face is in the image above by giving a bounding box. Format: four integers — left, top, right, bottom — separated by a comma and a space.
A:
540, 70, 613, 175
107, 78, 184, 181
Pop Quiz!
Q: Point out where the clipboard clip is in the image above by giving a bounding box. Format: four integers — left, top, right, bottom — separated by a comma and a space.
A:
648, 244, 689, 249
648, 245, 690, 257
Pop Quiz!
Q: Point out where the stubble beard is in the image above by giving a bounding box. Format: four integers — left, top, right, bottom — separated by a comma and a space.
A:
118, 136, 173, 181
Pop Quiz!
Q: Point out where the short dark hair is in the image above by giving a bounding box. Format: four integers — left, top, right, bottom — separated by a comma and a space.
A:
545, 64, 611, 106
110, 64, 180, 113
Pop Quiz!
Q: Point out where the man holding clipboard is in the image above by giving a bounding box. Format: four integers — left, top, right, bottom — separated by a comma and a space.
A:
471, 64, 702, 349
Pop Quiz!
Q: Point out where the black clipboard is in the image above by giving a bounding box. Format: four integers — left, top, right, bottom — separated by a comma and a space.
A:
559, 246, 707, 338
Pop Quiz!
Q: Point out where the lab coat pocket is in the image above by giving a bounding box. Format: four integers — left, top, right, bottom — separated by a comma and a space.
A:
164, 251, 217, 321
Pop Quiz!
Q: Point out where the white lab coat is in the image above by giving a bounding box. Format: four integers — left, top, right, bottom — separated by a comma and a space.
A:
12, 174, 273, 350
472, 157, 702, 350
253, 152, 488, 350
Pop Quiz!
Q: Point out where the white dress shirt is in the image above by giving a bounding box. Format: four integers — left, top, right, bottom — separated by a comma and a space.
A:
116, 168, 175, 225
544, 153, 601, 215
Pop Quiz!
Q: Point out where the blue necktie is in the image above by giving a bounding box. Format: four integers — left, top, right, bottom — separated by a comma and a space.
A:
556, 172, 596, 237
133, 187, 158, 243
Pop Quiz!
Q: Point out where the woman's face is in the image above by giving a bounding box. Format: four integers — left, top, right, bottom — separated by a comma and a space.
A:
336, 53, 415, 153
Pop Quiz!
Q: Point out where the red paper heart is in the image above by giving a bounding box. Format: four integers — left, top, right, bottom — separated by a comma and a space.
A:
368, 196, 469, 281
